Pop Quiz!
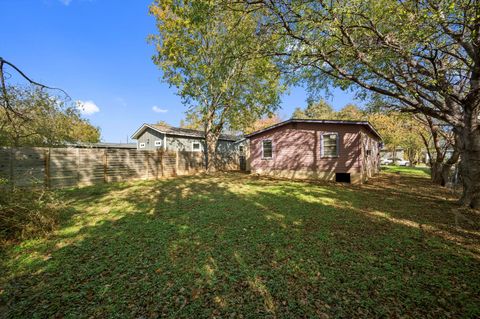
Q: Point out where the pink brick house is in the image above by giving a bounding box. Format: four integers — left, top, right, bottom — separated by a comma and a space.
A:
245, 119, 382, 184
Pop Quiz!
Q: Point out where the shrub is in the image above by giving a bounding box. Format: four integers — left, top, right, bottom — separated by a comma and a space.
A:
0, 179, 64, 244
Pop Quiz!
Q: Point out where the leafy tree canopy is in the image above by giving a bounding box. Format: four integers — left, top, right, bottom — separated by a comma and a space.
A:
0, 85, 100, 147
149, 0, 285, 169
244, 114, 282, 134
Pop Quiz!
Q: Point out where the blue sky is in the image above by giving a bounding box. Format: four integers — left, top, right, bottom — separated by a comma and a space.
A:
1, 0, 359, 142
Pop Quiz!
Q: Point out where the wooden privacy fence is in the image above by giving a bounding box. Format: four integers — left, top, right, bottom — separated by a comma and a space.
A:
0, 147, 214, 188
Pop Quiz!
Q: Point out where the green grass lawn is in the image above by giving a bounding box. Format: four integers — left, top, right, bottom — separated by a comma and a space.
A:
1, 170, 479, 318
381, 165, 431, 177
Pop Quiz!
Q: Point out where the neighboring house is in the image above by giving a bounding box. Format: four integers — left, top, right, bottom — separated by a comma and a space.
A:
380, 148, 405, 160
245, 119, 382, 184
131, 124, 249, 171
131, 124, 240, 152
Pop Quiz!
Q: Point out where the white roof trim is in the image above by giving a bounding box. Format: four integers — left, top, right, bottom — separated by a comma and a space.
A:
131, 123, 166, 140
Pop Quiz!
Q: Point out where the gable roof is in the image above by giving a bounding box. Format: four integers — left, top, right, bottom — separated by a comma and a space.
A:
245, 119, 382, 140
131, 123, 239, 141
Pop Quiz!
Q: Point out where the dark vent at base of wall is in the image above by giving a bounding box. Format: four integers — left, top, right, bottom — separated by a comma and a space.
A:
335, 173, 351, 183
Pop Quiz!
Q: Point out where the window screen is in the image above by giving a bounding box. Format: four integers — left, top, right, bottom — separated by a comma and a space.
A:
322, 133, 338, 157
262, 140, 273, 158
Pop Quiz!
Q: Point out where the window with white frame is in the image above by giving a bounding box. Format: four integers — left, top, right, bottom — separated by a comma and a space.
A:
139, 142, 146, 149
192, 141, 201, 152
322, 133, 339, 157
154, 140, 162, 147
262, 140, 273, 159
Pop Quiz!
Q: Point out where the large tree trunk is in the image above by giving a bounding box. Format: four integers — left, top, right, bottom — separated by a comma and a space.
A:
203, 117, 220, 173
440, 145, 460, 187
431, 152, 460, 187
406, 148, 416, 167
457, 99, 480, 209
431, 161, 445, 185
204, 133, 219, 173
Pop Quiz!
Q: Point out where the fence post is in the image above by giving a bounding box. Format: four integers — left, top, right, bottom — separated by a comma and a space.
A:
145, 151, 149, 180
175, 151, 178, 176
160, 150, 164, 178
44, 148, 50, 188
103, 149, 107, 183
76, 148, 80, 185
156, 149, 159, 179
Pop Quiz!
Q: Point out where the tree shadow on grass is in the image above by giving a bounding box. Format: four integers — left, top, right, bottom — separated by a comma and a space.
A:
2, 172, 479, 318
352, 173, 480, 254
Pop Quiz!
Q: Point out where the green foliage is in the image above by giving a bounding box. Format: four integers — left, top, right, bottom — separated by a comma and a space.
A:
179, 112, 203, 130
291, 107, 305, 119
292, 101, 366, 121
149, 0, 285, 140
368, 112, 425, 163
302, 99, 334, 119
0, 185, 65, 244
0, 86, 100, 147
155, 120, 171, 127
336, 104, 366, 120
244, 0, 476, 125
244, 114, 282, 134
1, 173, 478, 317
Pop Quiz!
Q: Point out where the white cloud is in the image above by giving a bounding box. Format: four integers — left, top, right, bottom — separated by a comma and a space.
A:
59, 0, 72, 5
152, 106, 168, 113
76, 100, 100, 115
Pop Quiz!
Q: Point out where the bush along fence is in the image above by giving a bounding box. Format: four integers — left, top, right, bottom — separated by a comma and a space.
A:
0, 147, 235, 188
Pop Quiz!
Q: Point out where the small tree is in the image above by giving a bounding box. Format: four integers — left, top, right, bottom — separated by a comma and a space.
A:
290, 99, 335, 119
291, 107, 305, 119
368, 113, 404, 161
336, 104, 366, 121
150, 1, 284, 171
304, 99, 335, 119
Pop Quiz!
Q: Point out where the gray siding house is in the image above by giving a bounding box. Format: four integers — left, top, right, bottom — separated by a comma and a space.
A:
131, 123, 241, 154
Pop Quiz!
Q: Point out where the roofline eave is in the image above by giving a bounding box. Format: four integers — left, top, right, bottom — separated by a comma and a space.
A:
245, 119, 382, 141
130, 123, 166, 140
131, 123, 238, 141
